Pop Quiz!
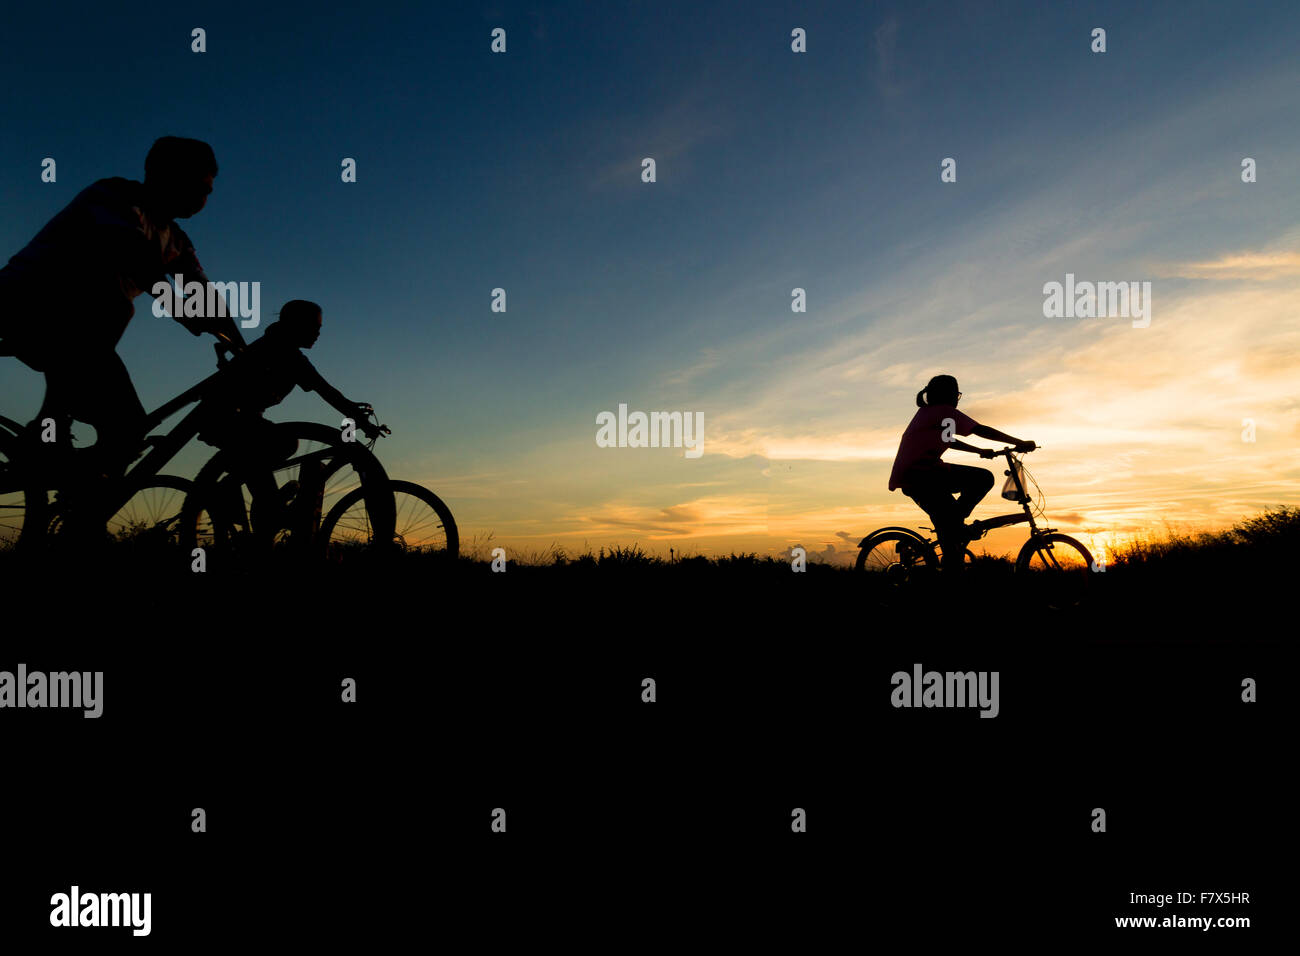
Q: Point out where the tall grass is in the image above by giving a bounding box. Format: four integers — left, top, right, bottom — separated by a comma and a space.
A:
1104, 505, 1300, 568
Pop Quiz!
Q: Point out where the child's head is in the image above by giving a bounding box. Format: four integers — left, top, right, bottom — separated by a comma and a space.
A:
916, 374, 960, 407
144, 136, 218, 219
272, 300, 323, 348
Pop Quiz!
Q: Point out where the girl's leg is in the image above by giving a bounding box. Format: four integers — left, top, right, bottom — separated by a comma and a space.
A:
903, 479, 965, 573
945, 463, 995, 521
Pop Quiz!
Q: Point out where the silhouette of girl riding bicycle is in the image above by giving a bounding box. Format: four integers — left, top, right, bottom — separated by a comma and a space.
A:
888, 374, 1035, 574
862, 373, 1094, 608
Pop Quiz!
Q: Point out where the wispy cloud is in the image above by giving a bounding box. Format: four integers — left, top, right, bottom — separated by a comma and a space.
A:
588, 89, 734, 189
1161, 250, 1300, 280
873, 17, 902, 97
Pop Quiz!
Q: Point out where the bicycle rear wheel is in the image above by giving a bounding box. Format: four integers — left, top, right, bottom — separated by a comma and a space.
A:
1015, 532, 1094, 609
0, 427, 31, 550
856, 531, 937, 582
2, 430, 74, 551
47, 476, 193, 545
319, 479, 459, 558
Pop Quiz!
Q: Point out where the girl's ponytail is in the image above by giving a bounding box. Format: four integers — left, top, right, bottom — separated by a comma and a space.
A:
915, 388, 928, 407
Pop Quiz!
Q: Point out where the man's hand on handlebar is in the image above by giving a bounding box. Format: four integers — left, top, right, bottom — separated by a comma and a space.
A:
178, 315, 246, 351
174, 315, 207, 337
353, 405, 390, 439
1014, 440, 1037, 453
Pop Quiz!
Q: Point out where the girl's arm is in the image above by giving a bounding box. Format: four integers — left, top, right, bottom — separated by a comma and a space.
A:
973, 423, 1032, 448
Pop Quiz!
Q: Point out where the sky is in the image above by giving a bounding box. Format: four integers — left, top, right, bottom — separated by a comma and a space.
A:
2, 0, 1297, 564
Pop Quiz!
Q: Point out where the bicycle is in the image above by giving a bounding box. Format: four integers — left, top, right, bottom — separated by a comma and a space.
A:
855, 446, 1095, 609
0, 333, 395, 560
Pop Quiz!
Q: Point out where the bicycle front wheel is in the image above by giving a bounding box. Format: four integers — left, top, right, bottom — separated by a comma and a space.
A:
1015, 532, 1094, 609
319, 479, 459, 558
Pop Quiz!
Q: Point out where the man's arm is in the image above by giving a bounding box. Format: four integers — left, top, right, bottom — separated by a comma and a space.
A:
87, 189, 170, 296
166, 233, 248, 350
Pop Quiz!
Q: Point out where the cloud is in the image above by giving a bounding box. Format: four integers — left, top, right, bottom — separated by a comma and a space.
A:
588, 89, 734, 189
874, 17, 902, 97
1160, 251, 1300, 280
567, 494, 770, 540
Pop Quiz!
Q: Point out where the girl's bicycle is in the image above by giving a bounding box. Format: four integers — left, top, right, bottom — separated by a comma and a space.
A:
855, 446, 1095, 609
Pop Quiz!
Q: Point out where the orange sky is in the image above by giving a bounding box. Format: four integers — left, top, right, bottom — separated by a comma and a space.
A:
422, 245, 1300, 566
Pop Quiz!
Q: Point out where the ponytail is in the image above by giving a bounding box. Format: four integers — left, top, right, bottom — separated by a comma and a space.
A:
915, 388, 927, 407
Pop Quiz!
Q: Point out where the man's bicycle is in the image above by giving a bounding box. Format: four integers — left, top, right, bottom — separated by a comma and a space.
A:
0, 334, 396, 559
855, 446, 1096, 609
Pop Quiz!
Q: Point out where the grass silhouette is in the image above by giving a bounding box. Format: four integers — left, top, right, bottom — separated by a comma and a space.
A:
2, 506, 1294, 629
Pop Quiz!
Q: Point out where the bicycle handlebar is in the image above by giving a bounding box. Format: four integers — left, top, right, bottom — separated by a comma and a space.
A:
358, 407, 391, 446
209, 327, 247, 369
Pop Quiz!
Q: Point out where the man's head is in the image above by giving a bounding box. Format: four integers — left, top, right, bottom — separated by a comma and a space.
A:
144, 137, 218, 219
917, 374, 961, 407
274, 300, 324, 348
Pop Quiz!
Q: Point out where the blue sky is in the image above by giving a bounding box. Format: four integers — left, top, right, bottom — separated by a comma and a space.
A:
2, 0, 1297, 560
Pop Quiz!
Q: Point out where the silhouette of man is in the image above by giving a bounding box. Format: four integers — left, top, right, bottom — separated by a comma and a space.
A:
0, 136, 246, 489
888, 374, 1035, 573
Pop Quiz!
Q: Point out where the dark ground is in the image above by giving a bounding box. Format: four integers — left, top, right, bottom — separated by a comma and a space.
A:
0, 547, 1287, 945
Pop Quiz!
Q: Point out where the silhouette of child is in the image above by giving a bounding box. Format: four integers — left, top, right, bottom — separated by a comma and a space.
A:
888, 374, 1034, 572
196, 300, 380, 539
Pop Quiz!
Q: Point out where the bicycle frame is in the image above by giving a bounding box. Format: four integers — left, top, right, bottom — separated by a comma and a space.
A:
16, 360, 343, 525
5, 329, 400, 552
974, 449, 1056, 540
117, 374, 225, 493
0, 370, 220, 524
860, 448, 1054, 555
